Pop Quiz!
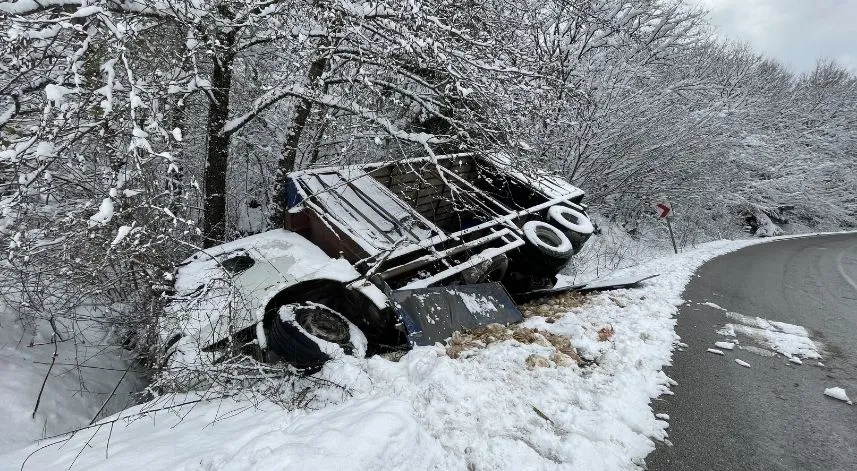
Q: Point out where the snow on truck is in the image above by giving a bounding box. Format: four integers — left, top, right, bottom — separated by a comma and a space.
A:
163, 153, 595, 369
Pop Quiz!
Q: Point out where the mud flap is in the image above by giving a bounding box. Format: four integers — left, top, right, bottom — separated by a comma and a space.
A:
390, 282, 523, 346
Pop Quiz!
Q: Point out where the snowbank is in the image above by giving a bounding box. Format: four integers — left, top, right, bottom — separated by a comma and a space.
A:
9, 396, 444, 470
0, 300, 144, 455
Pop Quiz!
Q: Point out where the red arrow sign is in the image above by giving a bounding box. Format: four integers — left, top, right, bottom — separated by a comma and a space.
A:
655, 203, 671, 219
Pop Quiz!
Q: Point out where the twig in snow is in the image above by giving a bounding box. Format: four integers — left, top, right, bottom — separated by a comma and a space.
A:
32, 334, 59, 419
89, 362, 132, 425
531, 405, 555, 425
105, 422, 114, 460
32, 361, 145, 373
68, 425, 103, 470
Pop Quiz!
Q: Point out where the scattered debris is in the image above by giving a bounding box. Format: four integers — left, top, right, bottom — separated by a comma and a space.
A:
788, 357, 802, 365
734, 359, 751, 368
823, 387, 852, 405
598, 325, 615, 342
550, 351, 578, 367
714, 341, 735, 350
702, 302, 726, 310
446, 323, 585, 367
676, 342, 689, 348
609, 296, 627, 308
520, 291, 587, 319
526, 354, 550, 369
817, 362, 825, 367
707, 348, 725, 356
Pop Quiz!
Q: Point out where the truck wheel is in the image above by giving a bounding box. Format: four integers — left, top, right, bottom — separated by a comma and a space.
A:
268, 303, 366, 369
522, 220, 574, 261
547, 205, 593, 253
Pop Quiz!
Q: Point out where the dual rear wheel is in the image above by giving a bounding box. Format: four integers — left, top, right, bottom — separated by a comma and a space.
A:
514, 205, 593, 284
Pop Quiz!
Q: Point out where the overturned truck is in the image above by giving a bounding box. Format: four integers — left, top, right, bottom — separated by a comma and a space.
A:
164, 154, 594, 368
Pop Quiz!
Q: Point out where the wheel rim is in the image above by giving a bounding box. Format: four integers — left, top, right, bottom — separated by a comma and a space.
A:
296, 307, 351, 345
537, 228, 564, 248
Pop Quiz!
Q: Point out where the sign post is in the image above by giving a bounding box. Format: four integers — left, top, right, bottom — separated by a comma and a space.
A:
655, 202, 678, 254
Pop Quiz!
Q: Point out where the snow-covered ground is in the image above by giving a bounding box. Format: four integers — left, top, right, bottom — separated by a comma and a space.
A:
0, 300, 144, 456
3, 235, 783, 471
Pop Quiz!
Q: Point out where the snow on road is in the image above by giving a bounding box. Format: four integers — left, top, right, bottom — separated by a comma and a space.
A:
1, 238, 773, 470
718, 311, 822, 360
823, 387, 852, 405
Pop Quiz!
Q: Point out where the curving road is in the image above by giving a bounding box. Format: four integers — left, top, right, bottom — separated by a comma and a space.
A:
647, 233, 857, 471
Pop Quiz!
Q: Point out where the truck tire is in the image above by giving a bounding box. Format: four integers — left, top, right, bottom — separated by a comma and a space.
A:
516, 221, 575, 278
268, 303, 365, 369
547, 205, 593, 253
522, 220, 574, 260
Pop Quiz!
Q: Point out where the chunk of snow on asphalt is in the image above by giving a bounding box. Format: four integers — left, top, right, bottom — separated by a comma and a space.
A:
714, 341, 734, 350
702, 302, 726, 310
717, 324, 736, 337
725, 311, 809, 336
817, 362, 825, 367
789, 357, 802, 365
734, 359, 751, 368
707, 348, 725, 355
676, 342, 689, 348
719, 312, 821, 360
656, 413, 669, 420
740, 345, 776, 357
823, 387, 852, 404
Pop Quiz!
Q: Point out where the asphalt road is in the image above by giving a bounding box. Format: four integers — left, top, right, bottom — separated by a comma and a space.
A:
646, 233, 857, 471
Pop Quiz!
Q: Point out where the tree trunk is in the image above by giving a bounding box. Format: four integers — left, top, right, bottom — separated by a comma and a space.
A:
202, 44, 234, 248
167, 96, 185, 213
270, 55, 328, 227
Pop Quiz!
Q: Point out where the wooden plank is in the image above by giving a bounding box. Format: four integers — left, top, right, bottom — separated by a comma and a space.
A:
380, 160, 475, 187
387, 179, 445, 194
385, 171, 440, 187
395, 185, 447, 202
414, 198, 454, 212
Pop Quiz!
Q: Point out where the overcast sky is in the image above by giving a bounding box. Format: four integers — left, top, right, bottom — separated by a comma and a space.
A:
696, 0, 857, 73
